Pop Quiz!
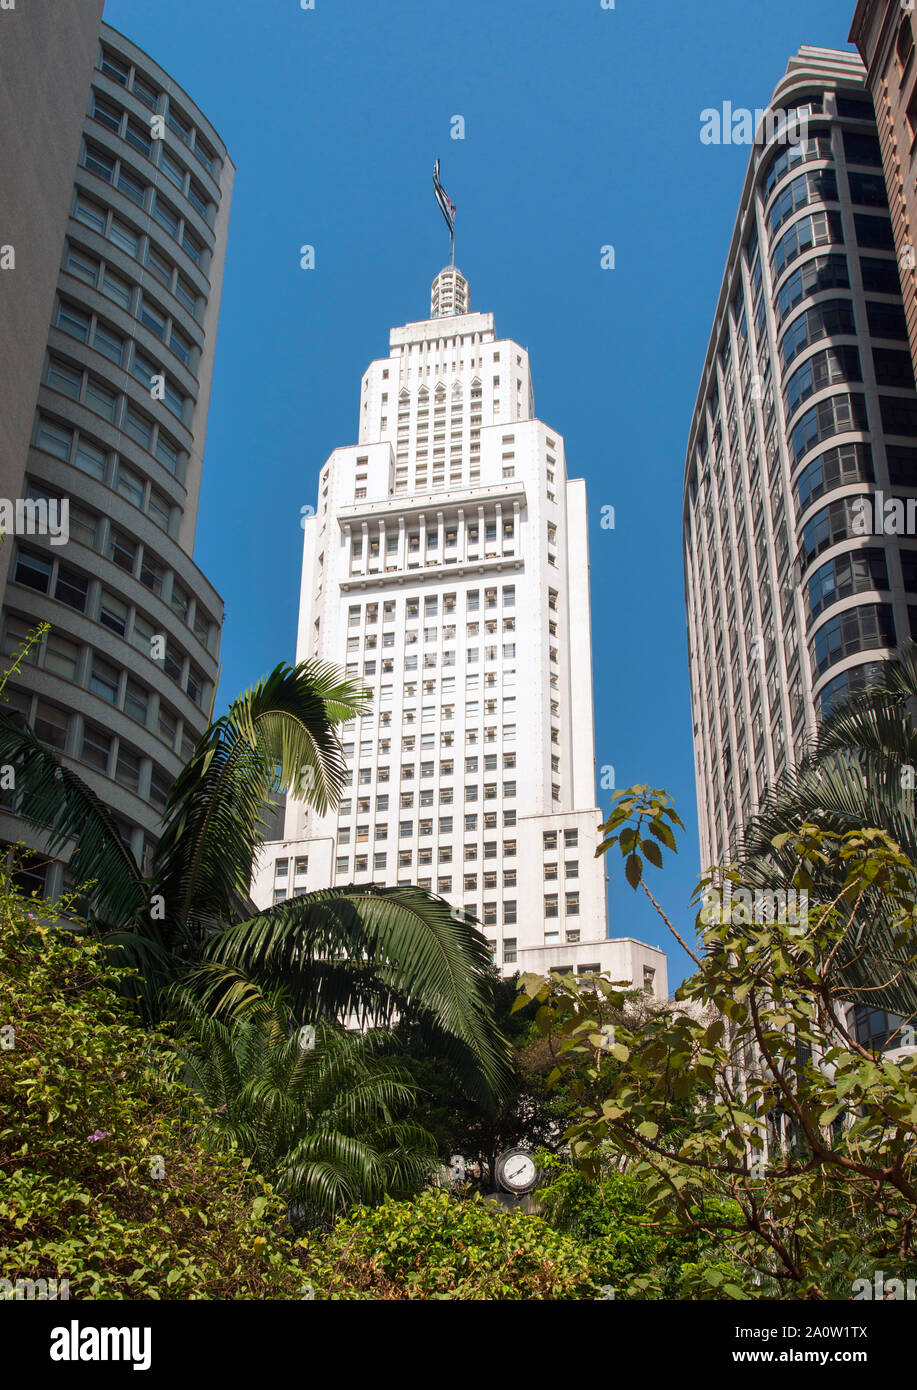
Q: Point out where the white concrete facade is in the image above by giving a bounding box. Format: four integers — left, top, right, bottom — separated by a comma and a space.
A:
251, 268, 667, 999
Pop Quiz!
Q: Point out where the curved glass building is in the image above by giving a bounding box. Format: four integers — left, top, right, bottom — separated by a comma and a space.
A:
683, 46, 917, 868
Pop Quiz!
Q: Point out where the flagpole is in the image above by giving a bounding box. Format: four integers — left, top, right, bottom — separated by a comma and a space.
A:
434, 158, 456, 268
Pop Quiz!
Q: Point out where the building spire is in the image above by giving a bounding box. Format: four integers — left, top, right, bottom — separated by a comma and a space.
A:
430, 265, 468, 318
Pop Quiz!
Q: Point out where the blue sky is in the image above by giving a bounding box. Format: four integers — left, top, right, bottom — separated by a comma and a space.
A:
102, 0, 856, 984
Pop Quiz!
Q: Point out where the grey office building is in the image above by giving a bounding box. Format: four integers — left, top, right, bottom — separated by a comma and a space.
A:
0, 8, 234, 894
684, 46, 917, 869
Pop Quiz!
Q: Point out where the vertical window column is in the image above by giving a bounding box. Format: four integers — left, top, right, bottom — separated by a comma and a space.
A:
397, 515, 406, 570
360, 521, 370, 577
457, 507, 466, 563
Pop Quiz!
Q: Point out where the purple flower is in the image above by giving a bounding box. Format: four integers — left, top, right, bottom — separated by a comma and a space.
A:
87, 1130, 110, 1142
26, 913, 36, 921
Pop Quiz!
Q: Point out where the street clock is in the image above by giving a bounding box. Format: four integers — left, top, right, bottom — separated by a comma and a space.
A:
495, 1148, 538, 1194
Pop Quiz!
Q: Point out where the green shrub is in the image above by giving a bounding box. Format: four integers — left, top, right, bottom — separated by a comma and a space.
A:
301, 1187, 601, 1299
0, 880, 310, 1299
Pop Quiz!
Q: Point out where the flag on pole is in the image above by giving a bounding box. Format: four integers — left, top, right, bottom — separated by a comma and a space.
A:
433, 159, 455, 235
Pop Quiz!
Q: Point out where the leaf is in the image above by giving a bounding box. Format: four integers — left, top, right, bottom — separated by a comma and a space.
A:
649, 821, 678, 852
625, 855, 643, 891
642, 841, 663, 870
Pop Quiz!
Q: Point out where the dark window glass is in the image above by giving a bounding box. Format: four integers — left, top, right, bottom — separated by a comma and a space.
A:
132, 74, 158, 110
873, 348, 915, 388
14, 549, 51, 593
900, 550, 917, 592
769, 169, 838, 237
34, 701, 68, 750
108, 529, 136, 573
860, 256, 902, 295
117, 166, 146, 207
152, 196, 180, 237
772, 212, 844, 277
854, 214, 895, 250
56, 301, 91, 343
880, 396, 917, 434
848, 172, 889, 209
778, 252, 850, 322
842, 131, 882, 166
887, 445, 917, 486
55, 565, 88, 613
835, 94, 874, 120
762, 132, 833, 201
867, 301, 908, 339
89, 656, 121, 704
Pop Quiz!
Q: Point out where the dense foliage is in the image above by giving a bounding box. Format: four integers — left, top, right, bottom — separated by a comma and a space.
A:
171, 990, 437, 1223
0, 881, 310, 1299
0, 656, 513, 1103
300, 1187, 600, 1300
520, 787, 917, 1298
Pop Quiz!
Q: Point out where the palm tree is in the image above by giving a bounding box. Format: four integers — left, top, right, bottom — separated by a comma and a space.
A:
737, 641, 917, 1015
169, 988, 438, 1224
0, 661, 512, 1103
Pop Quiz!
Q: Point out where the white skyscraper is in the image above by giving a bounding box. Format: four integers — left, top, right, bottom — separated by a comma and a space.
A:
251, 266, 667, 998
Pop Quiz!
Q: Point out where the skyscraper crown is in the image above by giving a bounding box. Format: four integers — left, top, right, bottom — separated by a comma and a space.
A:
430, 265, 468, 318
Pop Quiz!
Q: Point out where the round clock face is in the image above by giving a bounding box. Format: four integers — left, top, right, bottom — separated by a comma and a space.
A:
497, 1149, 537, 1193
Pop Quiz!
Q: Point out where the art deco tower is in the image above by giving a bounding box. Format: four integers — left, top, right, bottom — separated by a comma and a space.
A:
251, 267, 667, 997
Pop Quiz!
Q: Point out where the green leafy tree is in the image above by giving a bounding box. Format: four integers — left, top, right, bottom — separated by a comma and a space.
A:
536, 1154, 739, 1298
0, 875, 314, 1299
518, 787, 917, 1299
0, 661, 512, 1104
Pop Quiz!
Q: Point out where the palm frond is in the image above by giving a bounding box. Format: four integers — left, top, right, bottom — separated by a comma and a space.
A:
195, 884, 514, 1104
153, 662, 369, 933
737, 641, 917, 1014
0, 713, 146, 925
